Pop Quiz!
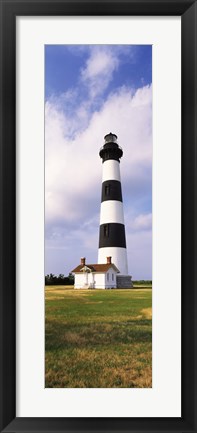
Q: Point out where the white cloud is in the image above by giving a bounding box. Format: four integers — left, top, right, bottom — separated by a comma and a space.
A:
127, 213, 152, 232
45, 84, 152, 226
81, 47, 119, 98
126, 230, 152, 279
82, 49, 118, 80
45, 83, 152, 277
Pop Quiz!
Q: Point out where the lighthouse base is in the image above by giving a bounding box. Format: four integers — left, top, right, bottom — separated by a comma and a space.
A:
116, 275, 133, 289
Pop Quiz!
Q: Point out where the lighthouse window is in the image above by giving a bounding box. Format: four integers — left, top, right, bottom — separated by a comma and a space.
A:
107, 273, 109, 282
112, 273, 114, 281
105, 184, 110, 196
104, 224, 109, 237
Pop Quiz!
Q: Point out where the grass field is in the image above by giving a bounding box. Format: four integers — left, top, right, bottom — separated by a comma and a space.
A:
45, 286, 152, 388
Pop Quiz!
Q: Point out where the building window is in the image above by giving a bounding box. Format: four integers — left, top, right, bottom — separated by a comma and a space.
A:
105, 184, 110, 196
107, 273, 109, 282
104, 224, 109, 237
112, 273, 114, 281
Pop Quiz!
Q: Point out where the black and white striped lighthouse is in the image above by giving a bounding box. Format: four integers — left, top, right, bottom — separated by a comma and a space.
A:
98, 133, 132, 288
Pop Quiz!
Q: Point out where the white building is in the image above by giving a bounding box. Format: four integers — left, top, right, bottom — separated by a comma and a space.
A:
72, 257, 119, 289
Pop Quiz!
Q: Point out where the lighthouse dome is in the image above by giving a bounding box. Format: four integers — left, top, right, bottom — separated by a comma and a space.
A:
99, 133, 123, 162
104, 132, 118, 144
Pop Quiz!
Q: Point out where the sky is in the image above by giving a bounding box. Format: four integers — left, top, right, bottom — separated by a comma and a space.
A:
45, 45, 152, 279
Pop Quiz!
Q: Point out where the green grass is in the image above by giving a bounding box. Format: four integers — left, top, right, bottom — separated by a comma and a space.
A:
45, 286, 152, 388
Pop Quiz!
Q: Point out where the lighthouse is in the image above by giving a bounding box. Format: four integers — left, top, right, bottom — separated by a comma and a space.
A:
98, 133, 132, 288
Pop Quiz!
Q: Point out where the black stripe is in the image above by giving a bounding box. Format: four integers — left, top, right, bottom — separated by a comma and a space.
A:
99, 223, 126, 248
101, 180, 122, 202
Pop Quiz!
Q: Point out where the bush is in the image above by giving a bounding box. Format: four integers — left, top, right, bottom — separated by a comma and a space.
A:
45, 273, 74, 285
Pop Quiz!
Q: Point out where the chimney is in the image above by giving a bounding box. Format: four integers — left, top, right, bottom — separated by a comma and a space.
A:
81, 257, 86, 266
107, 256, 112, 264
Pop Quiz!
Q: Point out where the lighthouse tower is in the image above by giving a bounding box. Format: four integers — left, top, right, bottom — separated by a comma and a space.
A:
98, 133, 132, 288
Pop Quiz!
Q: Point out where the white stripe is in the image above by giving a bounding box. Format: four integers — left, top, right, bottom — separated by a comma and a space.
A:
102, 160, 121, 182
100, 201, 124, 225
98, 247, 128, 275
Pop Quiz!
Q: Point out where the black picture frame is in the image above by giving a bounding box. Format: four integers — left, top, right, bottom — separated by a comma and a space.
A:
0, 1, 196, 432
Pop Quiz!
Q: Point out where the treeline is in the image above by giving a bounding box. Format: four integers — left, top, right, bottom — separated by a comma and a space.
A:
132, 280, 152, 285
45, 273, 74, 285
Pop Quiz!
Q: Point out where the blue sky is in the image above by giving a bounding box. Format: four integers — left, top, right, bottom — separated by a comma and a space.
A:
45, 45, 152, 279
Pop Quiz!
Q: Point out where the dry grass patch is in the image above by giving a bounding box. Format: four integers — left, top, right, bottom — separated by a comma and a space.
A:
141, 308, 152, 319
84, 300, 104, 304
45, 345, 152, 388
63, 332, 87, 345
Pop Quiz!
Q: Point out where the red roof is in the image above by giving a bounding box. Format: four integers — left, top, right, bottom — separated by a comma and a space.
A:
71, 263, 120, 273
